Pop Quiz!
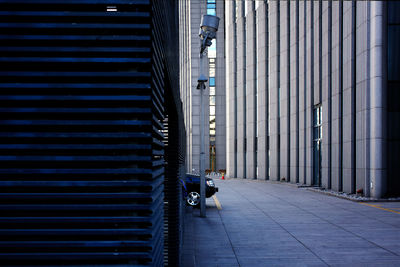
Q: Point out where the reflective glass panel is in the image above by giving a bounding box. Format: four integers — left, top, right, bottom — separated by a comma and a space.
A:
210, 106, 215, 116
207, 8, 216, 16
209, 77, 215, 87
210, 96, 216, 105
210, 87, 216, 96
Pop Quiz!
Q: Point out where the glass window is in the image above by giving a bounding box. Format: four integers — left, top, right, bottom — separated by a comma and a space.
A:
210, 106, 215, 116
209, 77, 216, 87
210, 116, 215, 124
210, 96, 216, 105
210, 87, 216, 96
208, 41, 216, 58
207, 3, 216, 9
207, 8, 216, 16
210, 121, 216, 129
209, 68, 215, 77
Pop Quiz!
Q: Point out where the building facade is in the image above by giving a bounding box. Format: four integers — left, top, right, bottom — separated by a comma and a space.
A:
226, 0, 400, 198
179, 0, 226, 174
0, 1, 185, 266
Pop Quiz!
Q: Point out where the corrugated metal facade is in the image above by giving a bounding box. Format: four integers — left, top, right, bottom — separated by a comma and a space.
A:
0, 0, 184, 266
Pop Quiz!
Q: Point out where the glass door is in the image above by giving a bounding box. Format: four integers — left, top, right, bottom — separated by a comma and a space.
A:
313, 105, 322, 186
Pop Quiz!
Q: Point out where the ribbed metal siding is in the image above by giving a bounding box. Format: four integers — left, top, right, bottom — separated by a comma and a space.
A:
0, 0, 164, 266
151, 1, 186, 266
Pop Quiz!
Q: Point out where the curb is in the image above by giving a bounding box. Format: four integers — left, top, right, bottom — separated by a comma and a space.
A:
306, 187, 400, 203
217, 177, 400, 203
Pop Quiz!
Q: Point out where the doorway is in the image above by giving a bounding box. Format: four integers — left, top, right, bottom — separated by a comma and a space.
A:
313, 105, 322, 186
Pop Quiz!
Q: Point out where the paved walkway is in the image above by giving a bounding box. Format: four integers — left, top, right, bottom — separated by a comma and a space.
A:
182, 178, 400, 267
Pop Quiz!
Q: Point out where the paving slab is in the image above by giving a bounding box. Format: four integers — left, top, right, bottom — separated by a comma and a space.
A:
182, 178, 400, 267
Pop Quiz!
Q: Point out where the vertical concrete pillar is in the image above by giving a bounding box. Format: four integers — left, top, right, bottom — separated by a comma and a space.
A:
321, 0, 332, 189
355, 1, 369, 196
289, 0, 300, 183
280, 0, 290, 182
331, 1, 341, 191
305, 1, 313, 185
246, 1, 256, 179
342, 1, 352, 192
298, 1, 306, 185
236, 2, 246, 178
226, 1, 236, 178
256, 1, 269, 180
369, 1, 387, 198
269, 0, 280, 181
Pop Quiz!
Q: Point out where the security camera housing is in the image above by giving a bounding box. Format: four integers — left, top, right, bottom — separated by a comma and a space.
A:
197, 74, 208, 83
200, 15, 220, 33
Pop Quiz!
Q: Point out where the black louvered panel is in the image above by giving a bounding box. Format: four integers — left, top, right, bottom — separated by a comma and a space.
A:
0, 0, 164, 266
151, 0, 185, 265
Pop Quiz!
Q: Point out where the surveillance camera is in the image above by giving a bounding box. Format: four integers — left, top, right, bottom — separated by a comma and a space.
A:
199, 15, 220, 53
200, 15, 220, 33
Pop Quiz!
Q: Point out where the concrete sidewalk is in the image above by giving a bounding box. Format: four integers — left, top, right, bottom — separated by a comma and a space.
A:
182, 178, 400, 267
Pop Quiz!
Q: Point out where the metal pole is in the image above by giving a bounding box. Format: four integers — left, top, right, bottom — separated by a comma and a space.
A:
199, 52, 206, 217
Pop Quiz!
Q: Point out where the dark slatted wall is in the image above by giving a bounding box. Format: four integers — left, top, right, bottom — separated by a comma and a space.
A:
151, 1, 186, 266
0, 0, 169, 266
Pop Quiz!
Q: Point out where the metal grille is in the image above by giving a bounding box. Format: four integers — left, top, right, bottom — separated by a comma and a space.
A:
0, 0, 165, 266
151, 1, 186, 266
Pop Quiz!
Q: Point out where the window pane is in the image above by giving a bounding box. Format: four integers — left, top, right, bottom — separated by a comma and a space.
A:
209, 77, 215, 86
210, 106, 215, 116
313, 108, 318, 126
319, 107, 322, 125
210, 116, 215, 124
313, 127, 319, 140
207, 3, 216, 9
210, 120, 215, 129
208, 41, 216, 58
209, 68, 215, 77
207, 9, 216, 16
210, 96, 216, 105
210, 87, 216, 95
